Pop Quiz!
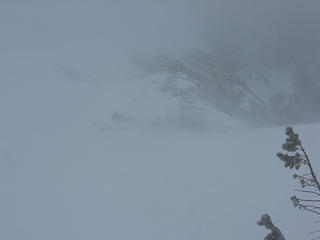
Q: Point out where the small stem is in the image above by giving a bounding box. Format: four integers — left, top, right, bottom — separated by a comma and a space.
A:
303, 207, 320, 216
302, 204, 320, 209
299, 199, 320, 202
300, 145, 320, 192
294, 189, 320, 197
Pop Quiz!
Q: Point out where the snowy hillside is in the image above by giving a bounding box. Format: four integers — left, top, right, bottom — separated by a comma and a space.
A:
0, 55, 245, 133
1, 1, 319, 240
139, 50, 320, 126
1, 56, 320, 240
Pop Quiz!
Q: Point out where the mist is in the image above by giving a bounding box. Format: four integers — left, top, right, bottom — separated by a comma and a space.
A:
0, 0, 207, 79
1, 0, 319, 78
1, 1, 320, 240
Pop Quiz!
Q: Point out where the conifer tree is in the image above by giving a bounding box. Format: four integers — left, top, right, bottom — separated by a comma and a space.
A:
277, 127, 320, 216
258, 127, 320, 239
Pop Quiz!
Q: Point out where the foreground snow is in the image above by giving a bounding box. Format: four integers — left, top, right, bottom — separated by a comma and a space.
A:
1, 57, 319, 240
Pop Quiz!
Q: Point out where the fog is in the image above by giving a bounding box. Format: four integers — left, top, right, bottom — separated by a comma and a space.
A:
1, 1, 320, 240
4, 0, 318, 126
1, 0, 319, 69
0, 0, 208, 78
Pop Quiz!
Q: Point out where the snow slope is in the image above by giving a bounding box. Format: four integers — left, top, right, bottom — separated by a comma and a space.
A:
143, 52, 320, 126
1, 56, 320, 240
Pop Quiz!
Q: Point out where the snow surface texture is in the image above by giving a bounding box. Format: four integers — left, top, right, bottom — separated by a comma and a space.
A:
1, 56, 320, 240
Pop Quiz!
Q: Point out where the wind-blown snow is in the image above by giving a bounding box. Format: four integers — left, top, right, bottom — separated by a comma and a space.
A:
1, 56, 319, 240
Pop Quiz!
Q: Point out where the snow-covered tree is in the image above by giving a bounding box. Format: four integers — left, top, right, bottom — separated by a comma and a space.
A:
257, 214, 286, 240
259, 127, 320, 239
277, 127, 320, 216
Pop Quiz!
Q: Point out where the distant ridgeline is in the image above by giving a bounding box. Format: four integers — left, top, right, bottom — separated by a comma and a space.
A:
140, 49, 320, 127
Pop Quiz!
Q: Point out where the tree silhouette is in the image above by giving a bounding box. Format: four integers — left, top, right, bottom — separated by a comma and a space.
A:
258, 127, 320, 240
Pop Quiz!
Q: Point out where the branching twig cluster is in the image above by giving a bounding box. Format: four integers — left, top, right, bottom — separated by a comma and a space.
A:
277, 127, 320, 239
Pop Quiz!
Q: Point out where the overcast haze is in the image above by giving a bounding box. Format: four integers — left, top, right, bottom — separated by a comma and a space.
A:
1, 0, 319, 76
1, 1, 320, 240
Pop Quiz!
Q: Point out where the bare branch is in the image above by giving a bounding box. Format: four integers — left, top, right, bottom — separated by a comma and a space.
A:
298, 199, 320, 203
294, 189, 320, 197
303, 207, 320, 216
301, 205, 320, 209
300, 145, 320, 192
